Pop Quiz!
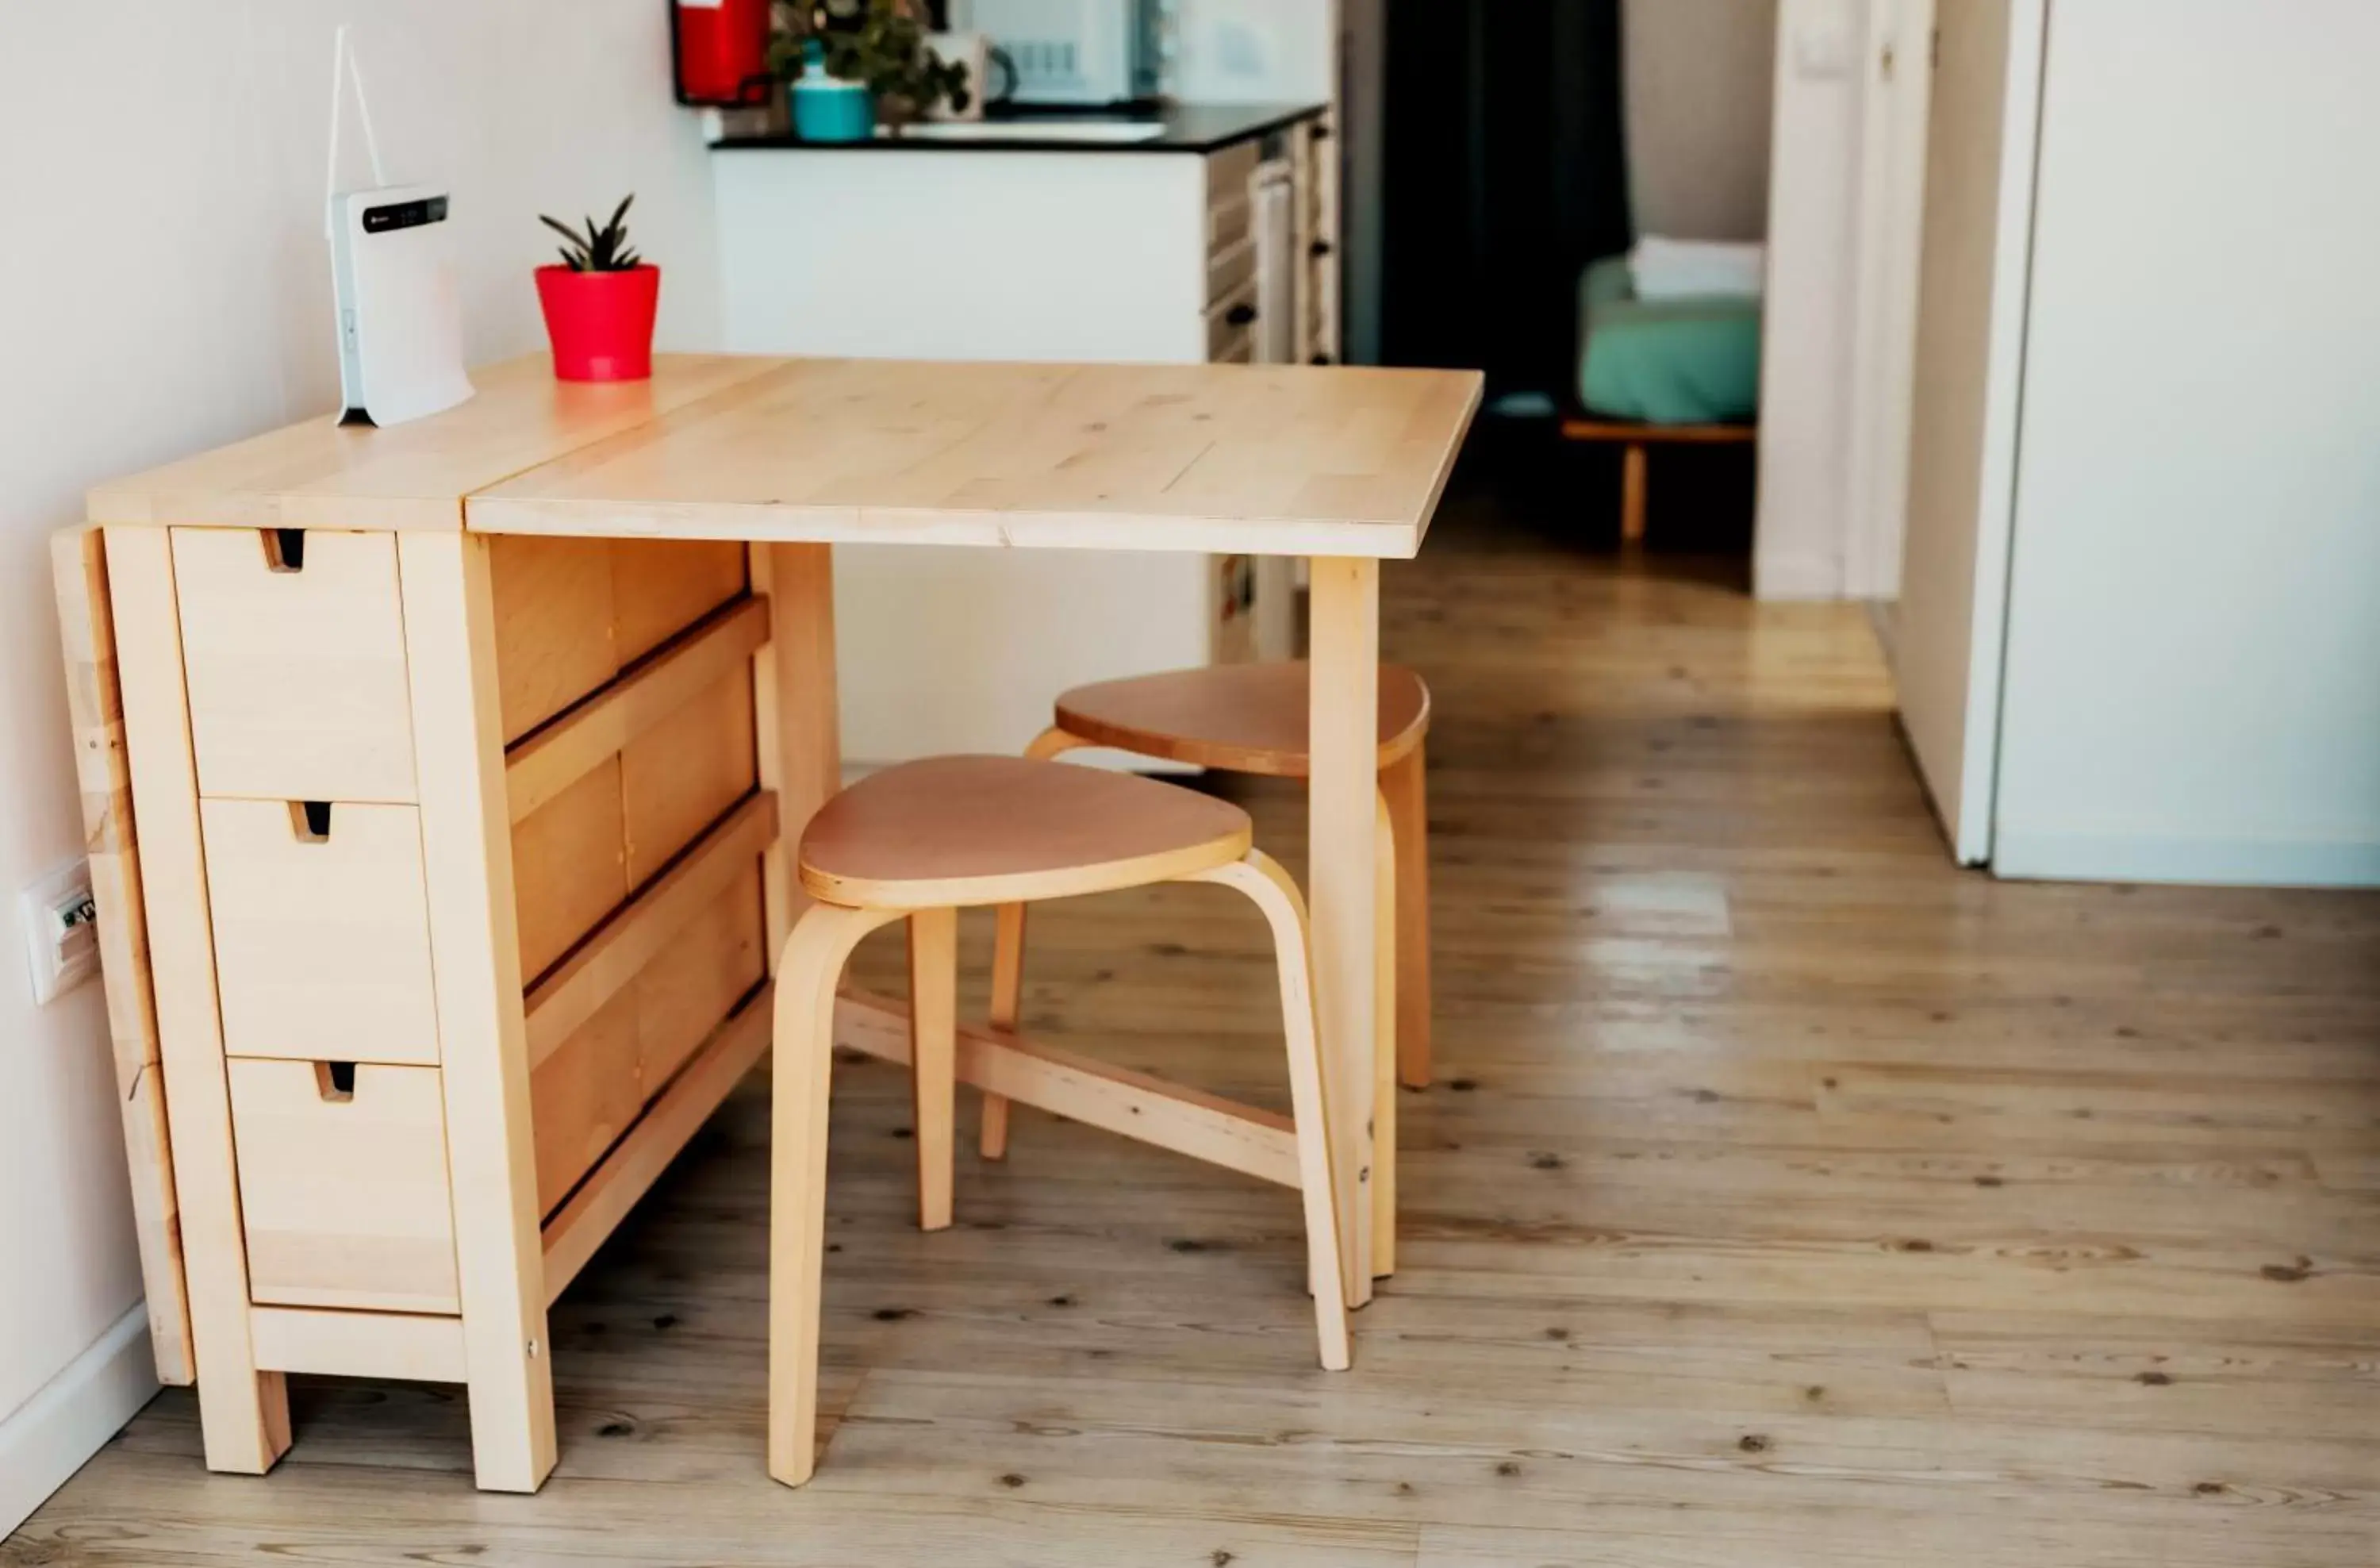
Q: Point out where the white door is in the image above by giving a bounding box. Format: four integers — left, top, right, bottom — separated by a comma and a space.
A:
1887, 0, 2044, 863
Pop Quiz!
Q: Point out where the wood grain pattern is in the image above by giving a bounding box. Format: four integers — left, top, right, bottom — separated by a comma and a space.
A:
247, 1308, 466, 1384
87, 355, 782, 532
48, 526, 194, 1385
395, 530, 555, 1493
468, 358, 1483, 559
200, 800, 440, 1066
1050, 660, 1430, 778
226, 1059, 460, 1315
798, 755, 1252, 911
528, 861, 766, 1216
101, 525, 292, 1470
30, 498, 2379, 1566
835, 992, 1302, 1189
750, 541, 842, 957
540, 980, 775, 1305
170, 527, 418, 803
1309, 556, 1380, 1302
505, 595, 770, 824
522, 794, 776, 1070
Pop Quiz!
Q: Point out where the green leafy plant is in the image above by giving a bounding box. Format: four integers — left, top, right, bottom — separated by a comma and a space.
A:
772, 0, 972, 122
539, 195, 643, 272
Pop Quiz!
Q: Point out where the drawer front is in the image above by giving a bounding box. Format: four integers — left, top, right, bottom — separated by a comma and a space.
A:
1205, 140, 1259, 214
173, 528, 416, 803
1207, 281, 1259, 363
1207, 237, 1256, 309
229, 1059, 459, 1314
1208, 196, 1251, 258
202, 799, 440, 1065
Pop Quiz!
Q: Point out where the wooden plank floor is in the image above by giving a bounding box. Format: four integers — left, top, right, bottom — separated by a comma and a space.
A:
12, 498, 2379, 1566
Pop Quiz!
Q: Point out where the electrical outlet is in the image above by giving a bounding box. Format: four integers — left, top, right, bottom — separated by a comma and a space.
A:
21, 859, 99, 1005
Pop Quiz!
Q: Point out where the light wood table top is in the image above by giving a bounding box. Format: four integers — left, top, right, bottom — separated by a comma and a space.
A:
90, 354, 1483, 559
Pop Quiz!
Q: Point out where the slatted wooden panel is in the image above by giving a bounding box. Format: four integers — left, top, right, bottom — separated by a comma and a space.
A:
48, 525, 196, 1385
486, 538, 766, 1220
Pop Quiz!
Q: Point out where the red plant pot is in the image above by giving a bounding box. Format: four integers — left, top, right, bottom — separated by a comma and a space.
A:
536, 264, 660, 382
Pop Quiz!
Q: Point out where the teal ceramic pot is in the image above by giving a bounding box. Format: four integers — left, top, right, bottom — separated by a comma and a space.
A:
793, 77, 876, 142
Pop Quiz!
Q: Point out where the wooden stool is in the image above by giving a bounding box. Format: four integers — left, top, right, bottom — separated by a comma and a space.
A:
974, 660, 1430, 1274
766, 755, 1351, 1487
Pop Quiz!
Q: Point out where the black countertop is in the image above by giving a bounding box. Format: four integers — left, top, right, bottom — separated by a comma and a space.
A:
711, 100, 1326, 156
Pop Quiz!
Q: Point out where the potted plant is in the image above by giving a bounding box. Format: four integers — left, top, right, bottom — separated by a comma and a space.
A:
774, 0, 971, 141
535, 196, 658, 382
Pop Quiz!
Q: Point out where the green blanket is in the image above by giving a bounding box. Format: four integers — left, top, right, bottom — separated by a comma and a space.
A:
1576, 256, 1762, 425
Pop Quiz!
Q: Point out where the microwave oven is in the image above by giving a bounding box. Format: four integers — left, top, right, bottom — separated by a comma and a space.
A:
952, 0, 1167, 107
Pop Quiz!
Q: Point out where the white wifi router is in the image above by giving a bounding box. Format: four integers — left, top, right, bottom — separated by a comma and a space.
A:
324, 28, 471, 426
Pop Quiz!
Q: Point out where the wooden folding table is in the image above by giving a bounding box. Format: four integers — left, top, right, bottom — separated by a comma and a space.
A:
60, 353, 1480, 1491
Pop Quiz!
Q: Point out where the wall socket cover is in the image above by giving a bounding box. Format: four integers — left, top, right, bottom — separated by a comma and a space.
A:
21, 859, 98, 1006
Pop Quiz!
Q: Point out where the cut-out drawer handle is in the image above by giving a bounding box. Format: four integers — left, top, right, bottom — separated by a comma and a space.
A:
1226, 302, 1258, 328
289, 801, 334, 842
314, 1061, 357, 1102
261, 528, 308, 573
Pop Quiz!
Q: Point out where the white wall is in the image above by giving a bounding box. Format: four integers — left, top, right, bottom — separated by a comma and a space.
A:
1623, 0, 1778, 241
1752, 0, 1869, 598
1991, 0, 2380, 886
1752, 0, 1932, 601
1171, 0, 1334, 104
0, 2, 719, 1530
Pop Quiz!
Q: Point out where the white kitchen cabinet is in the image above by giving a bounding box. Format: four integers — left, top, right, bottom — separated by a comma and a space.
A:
712, 107, 1335, 763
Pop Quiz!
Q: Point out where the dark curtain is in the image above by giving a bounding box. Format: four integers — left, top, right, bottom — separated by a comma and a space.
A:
1379, 0, 1630, 399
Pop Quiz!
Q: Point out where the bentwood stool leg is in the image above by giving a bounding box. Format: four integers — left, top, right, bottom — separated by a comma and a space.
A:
1372, 793, 1398, 1279
770, 901, 900, 1489
908, 909, 958, 1231
1179, 851, 1351, 1370
981, 902, 1027, 1160
980, 727, 1089, 1159
1383, 741, 1432, 1090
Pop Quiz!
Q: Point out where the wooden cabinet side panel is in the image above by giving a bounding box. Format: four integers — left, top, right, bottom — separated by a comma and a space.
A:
101, 525, 291, 1469
50, 525, 196, 1386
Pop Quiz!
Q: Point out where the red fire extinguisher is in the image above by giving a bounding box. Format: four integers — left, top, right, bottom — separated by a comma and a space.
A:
670, 0, 774, 107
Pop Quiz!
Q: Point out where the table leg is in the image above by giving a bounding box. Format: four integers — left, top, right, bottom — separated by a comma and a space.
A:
399, 532, 555, 1493
754, 543, 843, 950
1309, 558, 1379, 1304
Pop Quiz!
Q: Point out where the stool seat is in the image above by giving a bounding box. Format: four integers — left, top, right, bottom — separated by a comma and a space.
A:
1053, 661, 1431, 778
798, 755, 1252, 910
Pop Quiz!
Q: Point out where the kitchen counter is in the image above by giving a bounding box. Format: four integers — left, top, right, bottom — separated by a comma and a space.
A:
710, 99, 1326, 155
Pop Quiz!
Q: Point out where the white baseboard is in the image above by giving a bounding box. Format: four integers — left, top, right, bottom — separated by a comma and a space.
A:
1994, 828, 2380, 889
0, 1305, 160, 1537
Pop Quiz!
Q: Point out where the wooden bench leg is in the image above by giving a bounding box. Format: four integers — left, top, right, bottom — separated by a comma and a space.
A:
770, 902, 900, 1488
1621, 441, 1649, 544
908, 908, 957, 1232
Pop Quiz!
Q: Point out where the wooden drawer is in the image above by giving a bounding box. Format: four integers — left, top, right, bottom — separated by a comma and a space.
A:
1207, 237, 1256, 309
1205, 140, 1259, 214
202, 799, 440, 1065
172, 528, 416, 803
1208, 196, 1252, 258
228, 1059, 459, 1314
1207, 281, 1259, 363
